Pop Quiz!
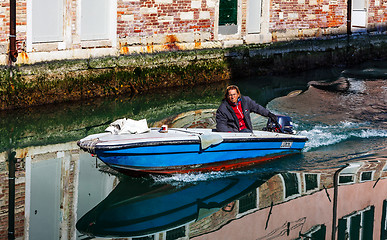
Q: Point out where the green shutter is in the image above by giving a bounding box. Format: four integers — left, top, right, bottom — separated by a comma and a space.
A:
238, 191, 257, 213
305, 174, 318, 191
219, 0, 237, 25
166, 226, 185, 240
338, 218, 347, 240
362, 206, 374, 239
350, 214, 361, 240
311, 225, 326, 240
281, 173, 299, 198
382, 200, 387, 240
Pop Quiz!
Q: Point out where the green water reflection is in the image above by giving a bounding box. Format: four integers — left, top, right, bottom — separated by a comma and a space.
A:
1, 68, 325, 152
1, 83, 228, 151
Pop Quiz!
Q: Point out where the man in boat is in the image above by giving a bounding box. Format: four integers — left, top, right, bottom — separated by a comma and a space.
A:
216, 85, 279, 132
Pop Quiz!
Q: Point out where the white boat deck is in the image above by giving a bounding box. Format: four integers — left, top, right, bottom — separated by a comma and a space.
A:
80, 128, 307, 147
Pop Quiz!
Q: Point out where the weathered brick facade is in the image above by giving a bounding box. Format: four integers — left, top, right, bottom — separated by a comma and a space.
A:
368, 0, 387, 29
0, 154, 25, 240
269, 0, 347, 31
117, 0, 215, 37
117, 0, 216, 53
0, 0, 385, 64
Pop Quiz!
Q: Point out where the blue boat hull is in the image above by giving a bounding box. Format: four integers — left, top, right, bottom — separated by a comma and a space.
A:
96, 139, 306, 174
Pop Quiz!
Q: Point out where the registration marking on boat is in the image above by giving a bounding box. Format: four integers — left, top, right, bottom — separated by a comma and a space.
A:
280, 141, 293, 148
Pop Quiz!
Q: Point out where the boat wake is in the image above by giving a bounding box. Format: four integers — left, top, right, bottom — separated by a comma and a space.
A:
151, 170, 255, 186
299, 121, 387, 152
267, 78, 387, 128
267, 74, 387, 154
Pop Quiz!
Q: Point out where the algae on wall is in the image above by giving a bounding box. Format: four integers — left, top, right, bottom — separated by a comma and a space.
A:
1, 34, 387, 111
0, 49, 230, 110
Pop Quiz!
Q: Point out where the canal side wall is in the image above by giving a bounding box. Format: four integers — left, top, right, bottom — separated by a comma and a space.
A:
1, 33, 387, 110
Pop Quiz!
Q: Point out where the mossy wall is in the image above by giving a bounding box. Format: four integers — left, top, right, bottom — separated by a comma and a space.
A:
0, 50, 229, 110
1, 34, 387, 111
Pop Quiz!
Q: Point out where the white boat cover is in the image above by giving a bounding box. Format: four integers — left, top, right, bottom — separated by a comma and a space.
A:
199, 134, 223, 149
105, 118, 150, 134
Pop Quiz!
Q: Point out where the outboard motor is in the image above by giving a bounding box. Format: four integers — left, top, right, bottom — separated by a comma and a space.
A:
264, 115, 294, 134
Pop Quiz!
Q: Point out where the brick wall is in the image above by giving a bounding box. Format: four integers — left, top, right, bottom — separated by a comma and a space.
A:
0, 155, 25, 240
0, 0, 27, 60
0, 1, 11, 55
117, 0, 215, 47
0, 0, 386, 64
269, 0, 347, 36
368, 0, 387, 30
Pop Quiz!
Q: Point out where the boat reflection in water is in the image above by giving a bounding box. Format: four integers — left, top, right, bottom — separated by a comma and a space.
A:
77, 152, 387, 240
76, 171, 273, 238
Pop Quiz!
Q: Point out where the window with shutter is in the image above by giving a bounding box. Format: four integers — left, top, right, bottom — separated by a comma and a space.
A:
32, 0, 63, 43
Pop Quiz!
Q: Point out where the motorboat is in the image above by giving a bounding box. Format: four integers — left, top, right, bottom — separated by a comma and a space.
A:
77, 116, 308, 175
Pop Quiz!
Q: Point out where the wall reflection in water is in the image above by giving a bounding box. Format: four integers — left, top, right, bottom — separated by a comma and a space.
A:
1, 144, 387, 239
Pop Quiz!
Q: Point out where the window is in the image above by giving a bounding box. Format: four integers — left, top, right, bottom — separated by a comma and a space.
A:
381, 200, 387, 240
360, 171, 372, 181
299, 224, 326, 239
29, 158, 61, 239
382, 162, 387, 178
304, 173, 319, 192
281, 173, 300, 198
132, 236, 154, 240
32, 0, 63, 42
351, 0, 367, 28
238, 190, 257, 214
337, 206, 374, 240
218, 0, 238, 35
339, 162, 363, 185
219, 0, 237, 25
339, 175, 355, 184
247, 0, 261, 33
81, 0, 110, 40
166, 226, 186, 240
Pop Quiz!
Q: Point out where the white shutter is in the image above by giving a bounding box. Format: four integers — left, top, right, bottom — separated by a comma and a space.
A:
247, 0, 261, 33
32, 0, 63, 42
352, 0, 366, 28
81, 0, 109, 40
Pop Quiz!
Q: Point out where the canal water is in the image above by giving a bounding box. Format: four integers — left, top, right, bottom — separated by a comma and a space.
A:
1, 60, 387, 239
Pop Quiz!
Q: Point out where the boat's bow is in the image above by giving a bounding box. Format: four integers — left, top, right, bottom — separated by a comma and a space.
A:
77, 132, 110, 154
